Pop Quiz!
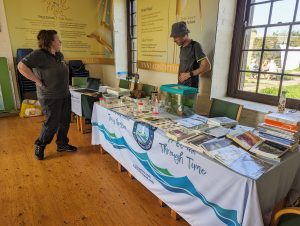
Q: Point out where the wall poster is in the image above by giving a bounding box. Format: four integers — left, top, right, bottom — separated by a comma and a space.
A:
3, 0, 114, 64
137, 0, 203, 73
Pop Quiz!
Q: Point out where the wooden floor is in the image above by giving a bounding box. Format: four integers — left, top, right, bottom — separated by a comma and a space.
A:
0, 116, 189, 226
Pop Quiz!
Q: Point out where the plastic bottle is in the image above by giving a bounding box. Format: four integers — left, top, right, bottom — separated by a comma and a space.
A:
99, 97, 105, 106
152, 96, 159, 115
277, 90, 286, 113
138, 101, 144, 113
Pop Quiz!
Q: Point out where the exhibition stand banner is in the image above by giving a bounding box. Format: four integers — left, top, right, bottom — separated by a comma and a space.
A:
92, 103, 270, 226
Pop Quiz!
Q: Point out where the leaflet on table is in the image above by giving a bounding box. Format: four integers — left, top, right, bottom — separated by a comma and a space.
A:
175, 117, 206, 128
229, 153, 273, 179
207, 117, 238, 128
203, 126, 230, 138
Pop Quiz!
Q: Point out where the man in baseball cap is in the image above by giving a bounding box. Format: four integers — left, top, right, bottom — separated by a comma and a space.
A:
170, 21, 211, 88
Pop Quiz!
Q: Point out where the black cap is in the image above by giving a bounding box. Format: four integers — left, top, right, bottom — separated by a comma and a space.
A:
170, 21, 190, 38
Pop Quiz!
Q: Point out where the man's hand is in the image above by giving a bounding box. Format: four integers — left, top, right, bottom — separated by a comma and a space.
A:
179, 72, 191, 83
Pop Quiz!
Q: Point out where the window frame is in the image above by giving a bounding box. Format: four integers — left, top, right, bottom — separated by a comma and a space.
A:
127, 0, 137, 75
228, 0, 300, 110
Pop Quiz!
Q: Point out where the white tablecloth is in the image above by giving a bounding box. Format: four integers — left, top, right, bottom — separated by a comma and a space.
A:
91, 103, 300, 226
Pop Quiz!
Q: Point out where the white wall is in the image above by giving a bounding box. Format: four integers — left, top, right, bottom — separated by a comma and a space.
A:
211, 0, 237, 99
0, 0, 19, 108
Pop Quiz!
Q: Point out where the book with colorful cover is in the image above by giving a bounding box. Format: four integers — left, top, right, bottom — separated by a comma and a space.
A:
166, 127, 196, 141
264, 119, 300, 132
201, 138, 233, 157
257, 127, 298, 141
264, 112, 300, 126
249, 140, 290, 160
258, 123, 300, 137
258, 132, 298, 149
182, 133, 215, 153
226, 128, 263, 150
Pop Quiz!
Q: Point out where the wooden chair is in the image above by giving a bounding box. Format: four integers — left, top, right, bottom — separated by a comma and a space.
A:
271, 207, 300, 226
209, 98, 243, 121
142, 84, 157, 97
119, 79, 130, 89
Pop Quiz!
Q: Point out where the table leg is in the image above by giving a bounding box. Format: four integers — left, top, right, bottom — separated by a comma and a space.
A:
171, 209, 181, 220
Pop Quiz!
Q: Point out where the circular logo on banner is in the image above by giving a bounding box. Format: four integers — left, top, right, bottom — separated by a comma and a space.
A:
133, 122, 156, 150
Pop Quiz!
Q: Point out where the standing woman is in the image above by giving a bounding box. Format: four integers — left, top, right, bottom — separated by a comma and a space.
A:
17, 30, 77, 160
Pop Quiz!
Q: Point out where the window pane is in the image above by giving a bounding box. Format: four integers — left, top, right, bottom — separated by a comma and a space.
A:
265, 26, 289, 49
296, 2, 300, 21
132, 0, 136, 13
131, 38, 137, 50
282, 75, 300, 100
271, 0, 296, 24
258, 74, 281, 96
284, 51, 300, 75
133, 26, 136, 38
238, 72, 258, 93
132, 63, 137, 73
289, 25, 300, 48
248, 3, 271, 26
132, 13, 136, 26
243, 28, 265, 49
132, 50, 137, 62
240, 51, 261, 71
262, 51, 286, 73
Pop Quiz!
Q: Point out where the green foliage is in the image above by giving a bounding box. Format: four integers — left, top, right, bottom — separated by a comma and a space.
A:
261, 84, 300, 99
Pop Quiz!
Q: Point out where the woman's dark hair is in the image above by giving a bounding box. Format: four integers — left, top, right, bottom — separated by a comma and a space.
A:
37, 30, 57, 50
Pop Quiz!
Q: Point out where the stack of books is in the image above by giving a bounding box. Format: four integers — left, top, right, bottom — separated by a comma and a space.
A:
207, 117, 238, 128
258, 112, 300, 152
249, 140, 290, 162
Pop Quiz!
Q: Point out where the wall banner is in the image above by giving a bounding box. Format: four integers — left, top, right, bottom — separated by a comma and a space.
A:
4, 0, 115, 64
137, 0, 203, 73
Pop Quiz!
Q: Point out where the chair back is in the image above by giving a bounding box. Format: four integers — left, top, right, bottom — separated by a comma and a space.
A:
271, 207, 300, 226
119, 79, 130, 89
209, 98, 243, 121
142, 84, 157, 97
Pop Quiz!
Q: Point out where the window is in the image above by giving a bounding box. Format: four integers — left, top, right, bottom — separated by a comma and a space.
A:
127, 0, 137, 75
228, 0, 300, 109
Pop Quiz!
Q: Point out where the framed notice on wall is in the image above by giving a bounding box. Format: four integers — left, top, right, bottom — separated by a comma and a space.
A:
3, 0, 114, 64
137, 0, 204, 73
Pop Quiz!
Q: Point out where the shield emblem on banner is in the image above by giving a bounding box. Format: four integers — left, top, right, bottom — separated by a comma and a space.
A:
132, 122, 156, 150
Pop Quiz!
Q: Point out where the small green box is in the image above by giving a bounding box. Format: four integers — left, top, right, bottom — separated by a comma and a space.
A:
160, 84, 198, 116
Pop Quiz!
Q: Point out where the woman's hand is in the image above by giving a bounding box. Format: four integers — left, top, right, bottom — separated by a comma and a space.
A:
35, 80, 43, 87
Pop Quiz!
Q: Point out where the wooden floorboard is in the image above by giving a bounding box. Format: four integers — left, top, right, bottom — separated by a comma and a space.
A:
0, 116, 189, 226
